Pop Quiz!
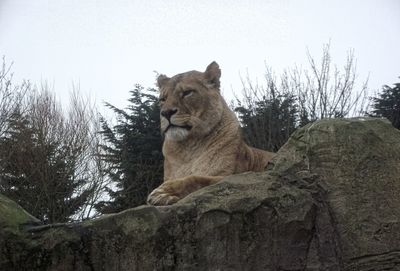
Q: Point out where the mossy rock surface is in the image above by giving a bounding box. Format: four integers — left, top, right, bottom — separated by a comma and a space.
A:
1, 118, 400, 270
0, 194, 40, 233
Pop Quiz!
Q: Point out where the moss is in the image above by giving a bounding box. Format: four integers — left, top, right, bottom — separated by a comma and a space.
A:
83, 205, 163, 241
0, 194, 40, 233
1, 118, 399, 270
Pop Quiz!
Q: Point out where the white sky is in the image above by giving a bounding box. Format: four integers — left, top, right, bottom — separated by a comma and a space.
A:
0, 0, 399, 109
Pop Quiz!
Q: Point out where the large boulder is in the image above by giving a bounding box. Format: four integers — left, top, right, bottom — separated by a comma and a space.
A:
1, 118, 399, 270
274, 118, 400, 270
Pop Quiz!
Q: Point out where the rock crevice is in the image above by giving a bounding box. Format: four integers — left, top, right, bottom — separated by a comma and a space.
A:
1, 118, 400, 270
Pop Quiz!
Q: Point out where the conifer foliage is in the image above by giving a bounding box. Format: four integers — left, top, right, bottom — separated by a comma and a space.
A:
0, 89, 97, 223
370, 81, 400, 129
234, 44, 369, 152
96, 85, 163, 213
235, 85, 298, 152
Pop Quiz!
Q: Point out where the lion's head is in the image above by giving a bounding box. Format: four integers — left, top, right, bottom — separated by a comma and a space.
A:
157, 62, 225, 141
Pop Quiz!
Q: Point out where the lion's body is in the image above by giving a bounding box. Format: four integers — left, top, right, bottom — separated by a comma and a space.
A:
163, 109, 273, 179
147, 62, 275, 205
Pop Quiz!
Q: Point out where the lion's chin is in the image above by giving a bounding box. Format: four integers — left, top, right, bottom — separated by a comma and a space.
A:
165, 127, 190, 141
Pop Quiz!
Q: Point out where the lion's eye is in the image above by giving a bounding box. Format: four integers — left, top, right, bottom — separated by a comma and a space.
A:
182, 89, 194, 98
159, 97, 166, 103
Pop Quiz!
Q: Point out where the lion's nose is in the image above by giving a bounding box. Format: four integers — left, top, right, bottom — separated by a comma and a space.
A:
161, 108, 178, 120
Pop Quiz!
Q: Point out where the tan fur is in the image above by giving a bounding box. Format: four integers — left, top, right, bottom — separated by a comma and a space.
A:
147, 62, 275, 205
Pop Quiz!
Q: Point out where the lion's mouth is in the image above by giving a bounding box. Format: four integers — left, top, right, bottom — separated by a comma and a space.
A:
164, 124, 192, 134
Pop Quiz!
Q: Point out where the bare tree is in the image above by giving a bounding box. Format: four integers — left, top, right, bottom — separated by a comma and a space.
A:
0, 57, 29, 137
234, 44, 370, 151
0, 80, 109, 222
66, 89, 111, 220
234, 67, 298, 152
302, 43, 369, 120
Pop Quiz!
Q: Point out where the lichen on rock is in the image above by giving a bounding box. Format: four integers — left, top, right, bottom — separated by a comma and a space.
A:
0, 194, 40, 234
1, 118, 400, 270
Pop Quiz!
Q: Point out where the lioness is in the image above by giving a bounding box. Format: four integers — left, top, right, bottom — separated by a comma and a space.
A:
147, 62, 275, 206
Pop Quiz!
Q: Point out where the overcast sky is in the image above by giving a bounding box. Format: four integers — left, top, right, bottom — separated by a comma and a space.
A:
0, 0, 399, 109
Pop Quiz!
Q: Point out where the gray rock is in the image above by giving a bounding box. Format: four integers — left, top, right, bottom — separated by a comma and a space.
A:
1, 118, 399, 270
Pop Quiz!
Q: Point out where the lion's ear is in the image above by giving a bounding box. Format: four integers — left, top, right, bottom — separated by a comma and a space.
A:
204, 61, 221, 89
157, 74, 170, 88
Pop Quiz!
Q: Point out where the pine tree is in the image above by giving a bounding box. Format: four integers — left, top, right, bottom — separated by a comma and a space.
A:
235, 88, 298, 152
0, 111, 91, 223
370, 81, 400, 129
96, 85, 163, 213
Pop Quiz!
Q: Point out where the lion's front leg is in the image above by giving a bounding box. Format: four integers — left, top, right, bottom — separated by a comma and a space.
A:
147, 175, 224, 206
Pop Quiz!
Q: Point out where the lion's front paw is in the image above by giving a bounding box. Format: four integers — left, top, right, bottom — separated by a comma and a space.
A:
147, 182, 181, 206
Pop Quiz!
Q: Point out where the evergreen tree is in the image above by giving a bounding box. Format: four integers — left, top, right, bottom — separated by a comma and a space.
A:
370, 81, 400, 129
235, 87, 298, 152
97, 85, 163, 213
0, 111, 91, 223
234, 45, 369, 152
